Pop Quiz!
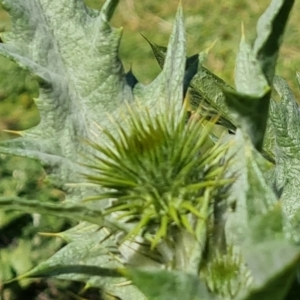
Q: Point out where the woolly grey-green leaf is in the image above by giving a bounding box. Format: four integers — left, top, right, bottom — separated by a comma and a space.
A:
147, 39, 237, 133
234, 33, 269, 96
225, 130, 277, 244
0, 0, 131, 201
13, 227, 145, 300
224, 0, 294, 151
238, 241, 300, 300
189, 66, 236, 130
270, 76, 300, 218
229, 31, 270, 151
133, 4, 186, 113
225, 145, 300, 300
253, 0, 295, 83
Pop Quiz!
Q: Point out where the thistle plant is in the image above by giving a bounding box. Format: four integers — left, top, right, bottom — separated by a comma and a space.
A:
84, 103, 231, 250
0, 0, 300, 300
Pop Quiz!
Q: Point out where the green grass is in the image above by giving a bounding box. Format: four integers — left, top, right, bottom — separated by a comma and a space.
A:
110, 0, 300, 92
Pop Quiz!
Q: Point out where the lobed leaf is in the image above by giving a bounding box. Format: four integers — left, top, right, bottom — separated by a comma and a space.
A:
133, 4, 186, 114
225, 130, 277, 244
224, 0, 294, 151
270, 76, 300, 218
229, 29, 271, 150
10, 228, 145, 300
253, 0, 295, 83
0, 0, 131, 200
146, 36, 237, 133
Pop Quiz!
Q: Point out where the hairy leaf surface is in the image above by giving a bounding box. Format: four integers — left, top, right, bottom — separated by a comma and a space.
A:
270, 76, 300, 218
0, 0, 131, 201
